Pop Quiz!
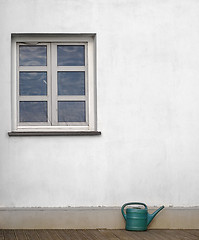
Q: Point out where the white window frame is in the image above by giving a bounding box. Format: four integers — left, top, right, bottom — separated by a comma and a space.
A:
11, 34, 97, 133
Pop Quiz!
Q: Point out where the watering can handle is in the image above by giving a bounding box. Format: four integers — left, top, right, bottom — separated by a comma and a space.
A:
121, 202, 147, 221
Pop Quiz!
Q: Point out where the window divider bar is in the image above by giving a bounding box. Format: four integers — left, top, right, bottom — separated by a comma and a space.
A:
51, 43, 57, 125
18, 66, 48, 71
47, 43, 52, 126
57, 96, 86, 101
56, 66, 86, 71
18, 96, 48, 101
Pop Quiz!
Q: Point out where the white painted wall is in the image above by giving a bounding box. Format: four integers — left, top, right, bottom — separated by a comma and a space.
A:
0, 0, 199, 208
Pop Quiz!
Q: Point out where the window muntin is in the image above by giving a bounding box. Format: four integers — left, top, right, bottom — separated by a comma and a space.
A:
12, 35, 96, 132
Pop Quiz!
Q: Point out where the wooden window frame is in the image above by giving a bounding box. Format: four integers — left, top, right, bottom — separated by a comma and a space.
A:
10, 34, 98, 134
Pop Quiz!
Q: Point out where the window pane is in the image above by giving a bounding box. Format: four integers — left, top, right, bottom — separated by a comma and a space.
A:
58, 101, 85, 122
19, 45, 47, 66
19, 72, 47, 96
58, 71, 85, 95
57, 45, 85, 66
19, 101, 47, 122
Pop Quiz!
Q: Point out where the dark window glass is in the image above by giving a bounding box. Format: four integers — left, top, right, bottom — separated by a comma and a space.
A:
19, 101, 47, 122
19, 45, 47, 66
58, 71, 85, 95
58, 101, 85, 122
57, 45, 85, 66
19, 72, 47, 96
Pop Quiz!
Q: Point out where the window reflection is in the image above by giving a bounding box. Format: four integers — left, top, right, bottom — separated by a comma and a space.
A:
19, 101, 47, 122
58, 101, 85, 122
57, 45, 85, 66
58, 71, 85, 95
19, 45, 47, 66
19, 72, 47, 96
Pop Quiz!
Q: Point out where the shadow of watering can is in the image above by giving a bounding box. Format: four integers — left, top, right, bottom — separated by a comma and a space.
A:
121, 202, 164, 231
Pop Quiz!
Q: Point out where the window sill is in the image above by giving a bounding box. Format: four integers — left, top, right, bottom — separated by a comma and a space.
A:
8, 131, 101, 136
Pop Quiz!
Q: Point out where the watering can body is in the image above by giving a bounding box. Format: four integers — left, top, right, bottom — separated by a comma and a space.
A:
121, 202, 164, 231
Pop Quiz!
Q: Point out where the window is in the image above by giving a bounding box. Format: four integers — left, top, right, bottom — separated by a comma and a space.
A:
10, 34, 99, 135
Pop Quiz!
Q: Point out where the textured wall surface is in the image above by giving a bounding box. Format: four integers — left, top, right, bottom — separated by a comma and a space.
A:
0, 0, 199, 208
1, 207, 199, 229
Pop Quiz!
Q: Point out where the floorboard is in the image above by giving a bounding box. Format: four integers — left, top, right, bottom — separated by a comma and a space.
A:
24, 230, 40, 240
176, 230, 199, 240
76, 230, 99, 240
110, 229, 141, 240
45, 230, 62, 240
36, 230, 54, 240
1, 229, 199, 240
0, 230, 4, 240
54, 230, 74, 240
3, 230, 16, 240
84, 230, 108, 240
98, 229, 120, 240
14, 230, 27, 240
183, 230, 199, 238
146, 230, 173, 240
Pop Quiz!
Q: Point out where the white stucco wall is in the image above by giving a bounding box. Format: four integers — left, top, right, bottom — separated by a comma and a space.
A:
0, 0, 199, 208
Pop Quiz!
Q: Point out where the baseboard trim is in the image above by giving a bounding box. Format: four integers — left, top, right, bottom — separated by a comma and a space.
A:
0, 207, 198, 229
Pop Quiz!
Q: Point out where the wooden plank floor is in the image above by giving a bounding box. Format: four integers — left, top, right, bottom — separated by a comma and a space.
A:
0, 229, 199, 240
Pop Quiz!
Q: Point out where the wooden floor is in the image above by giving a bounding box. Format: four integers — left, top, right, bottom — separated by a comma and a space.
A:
0, 229, 199, 240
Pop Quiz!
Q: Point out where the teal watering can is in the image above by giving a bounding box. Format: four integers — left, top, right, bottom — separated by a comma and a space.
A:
121, 202, 164, 231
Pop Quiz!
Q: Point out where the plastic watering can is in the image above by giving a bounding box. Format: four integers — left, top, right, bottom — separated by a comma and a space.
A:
121, 202, 164, 231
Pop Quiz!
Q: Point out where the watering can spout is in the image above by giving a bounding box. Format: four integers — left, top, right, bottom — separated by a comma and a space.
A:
147, 206, 164, 226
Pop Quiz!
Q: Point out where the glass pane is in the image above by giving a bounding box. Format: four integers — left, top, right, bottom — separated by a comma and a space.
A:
19, 72, 47, 96
19, 45, 47, 66
19, 101, 47, 122
58, 71, 85, 95
57, 45, 85, 66
58, 101, 85, 122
